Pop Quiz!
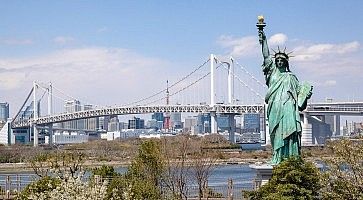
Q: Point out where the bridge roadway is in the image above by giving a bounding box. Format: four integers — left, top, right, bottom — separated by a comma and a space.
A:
12, 104, 265, 128
12, 102, 363, 129
306, 102, 363, 115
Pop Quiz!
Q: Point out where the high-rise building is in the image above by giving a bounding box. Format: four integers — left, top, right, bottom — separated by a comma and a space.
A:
99, 116, 111, 131
147, 119, 158, 130
197, 113, 211, 134
217, 114, 231, 132
108, 115, 120, 132
0, 103, 9, 122
152, 113, 164, 122
170, 113, 182, 129
184, 116, 197, 133
128, 117, 144, 129
62, 100, 83, 129
84, 104, 99, 130
243, 114, 260, 133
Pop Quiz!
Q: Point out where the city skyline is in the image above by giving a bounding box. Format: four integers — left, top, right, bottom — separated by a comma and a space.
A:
0, 1, 362, 117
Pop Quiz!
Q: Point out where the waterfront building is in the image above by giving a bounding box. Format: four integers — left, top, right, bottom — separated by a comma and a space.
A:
128, 117, 144, 129
0, 119, 13, 145
152, 112, 164, 122
184, 116, 197, 133
99, 116, 111, 131
217, 114, 231, 132
146, 119, 158, 130
156, 121, 163, 130
243, 114, 260, 133
170, 113, 182, 129
53, 132, 88, 144
62, 100, 83, 130
0, 102, 9, 122
197, 113, 211, 134
84, 104, 99, 130
108, 115, 120, 132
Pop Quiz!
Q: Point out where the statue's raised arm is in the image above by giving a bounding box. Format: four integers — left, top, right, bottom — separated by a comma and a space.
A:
258, 28, 270, 61
256, 16, 273, 78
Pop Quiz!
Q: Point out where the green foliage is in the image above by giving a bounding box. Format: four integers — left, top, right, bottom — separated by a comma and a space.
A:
244, 157, 322, 200
92, 165, 119, 178
109, 140, 165, 200
320, 138, 363, 200
16, 176, 60, 200
206, 187, 223, 198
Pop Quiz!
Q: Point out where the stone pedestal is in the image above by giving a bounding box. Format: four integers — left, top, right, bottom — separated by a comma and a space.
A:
249, 164, 273, 189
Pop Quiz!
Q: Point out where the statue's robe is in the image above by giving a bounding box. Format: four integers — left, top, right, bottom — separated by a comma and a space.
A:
263, 58, 308, 165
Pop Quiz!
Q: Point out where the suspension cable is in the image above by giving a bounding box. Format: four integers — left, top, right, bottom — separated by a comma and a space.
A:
123, 58, 211, 106
232, 58, 267, 89
144, 62, 222, 105
215, 58, 264, 101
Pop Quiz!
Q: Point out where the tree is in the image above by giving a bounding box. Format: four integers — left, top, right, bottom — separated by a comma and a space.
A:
30, 151, 85, 179
17, 150, 88, 199
244, 157, 322, 200
161, 135, 193, 200
320, 138, 363, 200
191, 154, 216, 200
110, 139, 165, 200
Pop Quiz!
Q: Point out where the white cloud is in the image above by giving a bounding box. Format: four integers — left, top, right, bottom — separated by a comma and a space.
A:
269, 33, 288, 46
292, 41, 360, 62
216, 33, 288, 58
0, 47, 170, 109
216, 35, 259, 58
1, 38, 33, 45
0, 72, 27, 90
53, 36, 75, 44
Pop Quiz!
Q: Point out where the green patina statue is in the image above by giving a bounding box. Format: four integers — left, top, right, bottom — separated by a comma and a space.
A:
257, 16, 313, 165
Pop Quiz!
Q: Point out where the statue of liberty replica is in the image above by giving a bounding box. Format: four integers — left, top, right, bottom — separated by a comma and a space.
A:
257, 16, 313, 165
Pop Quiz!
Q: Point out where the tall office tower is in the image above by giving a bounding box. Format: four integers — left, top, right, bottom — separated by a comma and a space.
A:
152, 113, 164, 122
108, 115, 120, 132
147, 119, 158, 130
197, 113, 211, 134
84, 104, 99, 130
99, 116, 111, 131
243, 114, 261, 133
0, 102, 9, 122
128, 117, 145, 129
184, 116, 197, 132
63, 100, 83, 129
152, 113, 164, 129
217, 114, 231, 132
170, 113, 182, 129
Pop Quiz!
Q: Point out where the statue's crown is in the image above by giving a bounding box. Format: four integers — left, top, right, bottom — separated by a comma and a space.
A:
272, 46, 292, 60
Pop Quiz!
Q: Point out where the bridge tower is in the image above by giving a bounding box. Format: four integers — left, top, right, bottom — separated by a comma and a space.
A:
228, 58, 236, 143
210, 54, 218, 134
47, 82, 53, 145
32, 81, 39, 147
163, 80, 171, 131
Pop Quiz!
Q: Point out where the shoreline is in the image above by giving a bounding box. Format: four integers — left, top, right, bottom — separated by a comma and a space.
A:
0, 158, 268, 174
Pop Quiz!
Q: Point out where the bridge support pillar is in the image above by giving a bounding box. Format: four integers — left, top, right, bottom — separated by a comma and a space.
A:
33, 124, 38, 147
48, 124, 53, 145
229, 114, 236, 143
334, 115, 340, 136
264, 104, 270, 146
211, 112, 218, 134
301, 112, 313, 146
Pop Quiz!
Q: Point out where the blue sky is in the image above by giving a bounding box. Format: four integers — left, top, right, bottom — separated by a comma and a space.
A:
0, 1, 362, 116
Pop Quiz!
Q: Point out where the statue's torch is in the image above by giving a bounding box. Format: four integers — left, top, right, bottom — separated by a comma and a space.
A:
256, 15, 266, 30
257, 15, 266, 44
